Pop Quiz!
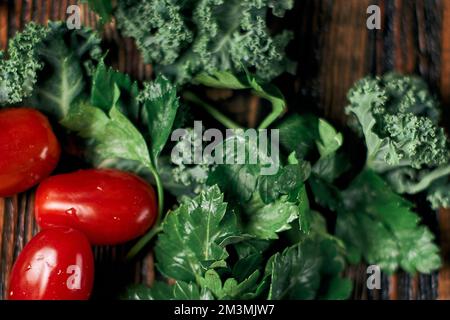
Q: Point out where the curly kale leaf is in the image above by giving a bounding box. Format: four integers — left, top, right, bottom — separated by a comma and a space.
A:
29, 22, 102, 120
426, 178, 450, 209
115, 0, 192, 67
346, 73, 449, 172
0, 22, 102, 117
346, 73, 450, 209
115, 0, 295, 84
268, 0, 294, 17
384, 165, 450, 195
0, 23, 49, 105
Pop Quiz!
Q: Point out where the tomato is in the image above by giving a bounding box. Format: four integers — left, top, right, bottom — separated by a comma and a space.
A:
8, 228, 94, 300
0, 108, 60, 197
35, 169, 158, 245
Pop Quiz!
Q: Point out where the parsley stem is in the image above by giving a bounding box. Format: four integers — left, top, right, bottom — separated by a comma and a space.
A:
125, 225, 163, 261
183, 91, 243, 130
126, 167, 164, 260
151, 167, 165, 220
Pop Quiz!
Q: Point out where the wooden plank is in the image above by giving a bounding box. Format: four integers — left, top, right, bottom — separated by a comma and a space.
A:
442, 0, 450, 104
0, 2, 7, 50
438, 0, 450, 301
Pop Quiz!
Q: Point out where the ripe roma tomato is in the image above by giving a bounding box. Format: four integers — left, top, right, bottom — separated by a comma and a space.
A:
8, 228, 94, 300
35, 169, 158, 245
0, 108, 60, 197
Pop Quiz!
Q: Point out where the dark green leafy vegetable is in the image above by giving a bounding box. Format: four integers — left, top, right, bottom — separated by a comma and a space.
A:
31, 22, 102, 119
114, 0, 295, 84
155, 185, 238, 282
138, 76, 180, 164
123, 281, 213, 300
0, 23, 48, 105
347, 74, 448, 171
336, 170, 441, 274
346, 73, 450, 209
242, 194, 299, 239
268, 214, 352, 300
61, 100, 152, 170
0, 22, 101, 113
258, 160, 311, 204
90, 59, 139, 119
197, 269, 261, 299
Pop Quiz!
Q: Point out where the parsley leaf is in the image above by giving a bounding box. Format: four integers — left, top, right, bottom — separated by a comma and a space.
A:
268, 214, 351, 300
61, 99, 153, 171
336, 170, 441, 274
123, 281, 213, 300
155, 185, 239, 282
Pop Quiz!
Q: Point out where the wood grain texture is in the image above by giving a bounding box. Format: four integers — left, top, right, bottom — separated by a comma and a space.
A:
439, 0, 450, 301
0, 0, 449, 300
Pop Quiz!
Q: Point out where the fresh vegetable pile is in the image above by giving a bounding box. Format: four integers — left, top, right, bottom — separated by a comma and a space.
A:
1, 1, 449, 300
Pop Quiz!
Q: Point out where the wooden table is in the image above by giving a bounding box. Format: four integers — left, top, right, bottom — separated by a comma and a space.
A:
1, 0, 449, 300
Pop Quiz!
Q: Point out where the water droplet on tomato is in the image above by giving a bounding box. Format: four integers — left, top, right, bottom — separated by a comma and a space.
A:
65, 208, 77, 216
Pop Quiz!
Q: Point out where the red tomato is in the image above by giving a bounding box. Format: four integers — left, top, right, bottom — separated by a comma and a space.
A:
8, 228, 94, 300
0, 108, 60, 197
35, 169, 158, 245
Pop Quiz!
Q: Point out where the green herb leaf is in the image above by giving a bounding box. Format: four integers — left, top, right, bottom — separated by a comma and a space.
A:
138, 75, 180, 164
308, 174, 342, 211
155, 185, 238, 282
61, 100, 153, 171
297, 184, 312, 234
207, 134, 276, 203
312, 152, 350, 183
316, 119, 343, 158
276, 114, 320, 158
336, 170, 441, 274
242, 194, 298, 240
268, 237, 350, 300
197, 269, 260, 300
427, 178, 450, 209
258, 161, 311, 204
123, 281, 214, 300
232, 253, 264, 282
90, 59, 139, 120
